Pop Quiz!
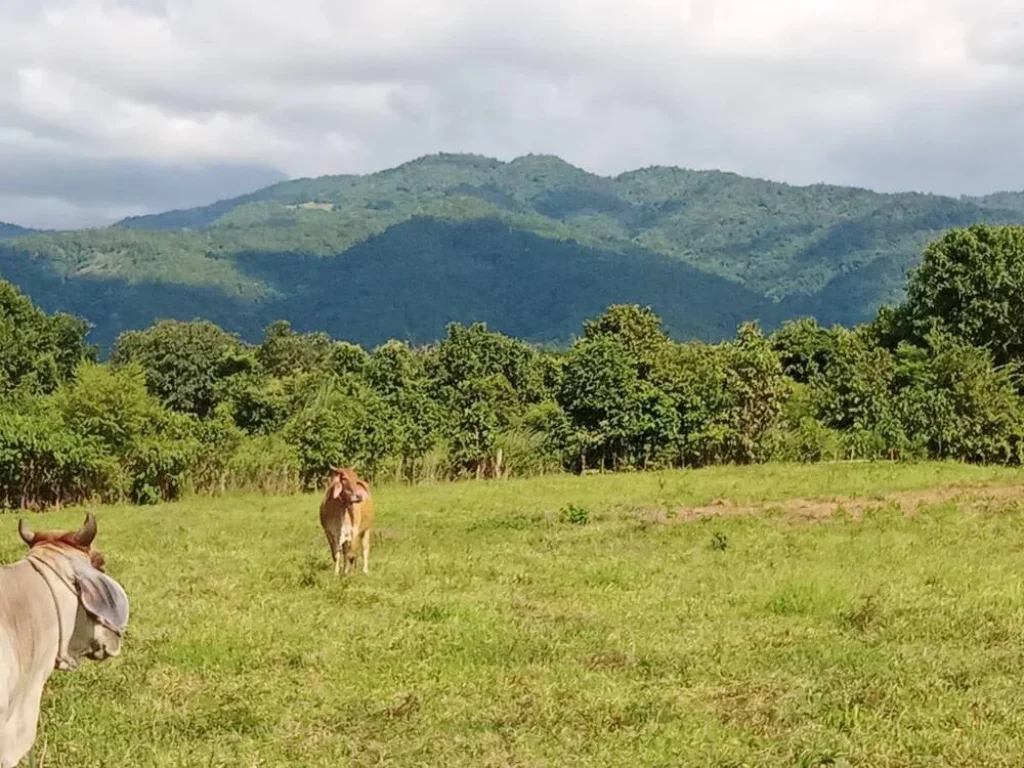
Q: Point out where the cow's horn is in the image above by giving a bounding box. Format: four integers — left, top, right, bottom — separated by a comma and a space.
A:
17, 519, 33, 546
75, 512, 97, 547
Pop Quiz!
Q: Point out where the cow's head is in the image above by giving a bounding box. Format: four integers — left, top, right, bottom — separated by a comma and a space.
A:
18, 512, 130, 664
328, 466, 368, 505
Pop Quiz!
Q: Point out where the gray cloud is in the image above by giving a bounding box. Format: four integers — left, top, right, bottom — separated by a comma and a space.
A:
1, 0, 1022, 228
0, 151, 287, 229
1, 151, 286, 208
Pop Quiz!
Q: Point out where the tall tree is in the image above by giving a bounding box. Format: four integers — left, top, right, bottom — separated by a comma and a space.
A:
897, 224, 1024, 365
0, 280, 95, 396
111, 319, 251, 418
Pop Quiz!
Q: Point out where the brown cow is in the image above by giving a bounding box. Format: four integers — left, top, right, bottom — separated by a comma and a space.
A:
319, 466, 375, 576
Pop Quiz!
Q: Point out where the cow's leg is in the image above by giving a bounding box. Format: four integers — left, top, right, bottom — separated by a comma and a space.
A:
342, 540, 353, 576
361, 530, 371, 574
0, 680, 44, 768
324, 527, 341, 576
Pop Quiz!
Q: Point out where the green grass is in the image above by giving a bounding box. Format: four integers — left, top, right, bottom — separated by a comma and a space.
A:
12, 461, 1024, 766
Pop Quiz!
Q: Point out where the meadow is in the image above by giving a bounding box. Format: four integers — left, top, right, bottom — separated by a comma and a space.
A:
15, 461, 1024, 767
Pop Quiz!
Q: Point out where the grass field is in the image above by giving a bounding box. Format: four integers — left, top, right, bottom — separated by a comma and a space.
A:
12, 461, 1024, 767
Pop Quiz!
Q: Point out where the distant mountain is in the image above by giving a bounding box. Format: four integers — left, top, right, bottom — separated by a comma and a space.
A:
0, 222, 36, 239
2, 152, 1023, 351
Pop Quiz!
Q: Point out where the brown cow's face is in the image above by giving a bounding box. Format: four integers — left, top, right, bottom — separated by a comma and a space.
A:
329, 467, 367, 504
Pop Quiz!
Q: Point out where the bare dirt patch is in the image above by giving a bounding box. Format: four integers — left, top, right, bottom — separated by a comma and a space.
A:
631, 482, 1024, 525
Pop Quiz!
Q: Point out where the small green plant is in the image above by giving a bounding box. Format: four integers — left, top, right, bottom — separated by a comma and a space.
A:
559, 503, 590, 525
710, 531, 729, 551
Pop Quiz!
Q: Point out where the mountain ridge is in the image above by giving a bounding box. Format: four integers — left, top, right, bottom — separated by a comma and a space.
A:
3, 152, 1023, 351
111, 153, 1024, 231
0, 222, 37, 239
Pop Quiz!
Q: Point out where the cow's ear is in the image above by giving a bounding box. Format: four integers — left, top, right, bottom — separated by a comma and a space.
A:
69, 557, 129, 634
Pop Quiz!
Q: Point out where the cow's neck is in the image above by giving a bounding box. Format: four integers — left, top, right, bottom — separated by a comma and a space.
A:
24, 549, 81, 671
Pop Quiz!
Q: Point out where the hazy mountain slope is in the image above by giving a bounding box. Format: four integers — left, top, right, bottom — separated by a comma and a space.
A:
0, 218, 775, 351
0, 222, 36, 239
108, 153, 1024, 297
1, 152, 1022, 349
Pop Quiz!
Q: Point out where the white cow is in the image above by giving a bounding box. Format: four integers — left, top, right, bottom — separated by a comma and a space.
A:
0, 512, 129, 767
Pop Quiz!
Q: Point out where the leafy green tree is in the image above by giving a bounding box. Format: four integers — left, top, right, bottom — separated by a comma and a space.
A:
328, 341, 369, 377
428, 322, 552, 477
257, 320, 338, 377
558, 335, 638, 470
364, 340, 442, 479
582, 304, 673, 378
770, 317, 840, 383
726, 322, 791, 462
659, 342, 733, 466
216, 372, 292, 435
432, 322, 549, 404
558, 335, 679, 470
0, 280, 95, 397
283, 381, 399, 486
897, 224, 1024, 365
656, 324, 787, 466
111, 319, 251, 418
447, 374, 521, 477
894, 334, 1023, 462
558, 305, 681, 469
55, 363, 157, 454
0, 403, 119, 509
53, 362, 200, 504
188, 404, 245, 494
809, 329, 895, 436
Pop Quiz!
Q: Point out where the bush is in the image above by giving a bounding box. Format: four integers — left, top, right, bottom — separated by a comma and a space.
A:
283, 383, 399, 487
0, 407, 122, 509
225, 435, 302, 494
770, 417, 844, 463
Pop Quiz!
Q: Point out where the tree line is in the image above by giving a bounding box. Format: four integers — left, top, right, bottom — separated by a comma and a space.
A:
1, 223, 1022, 509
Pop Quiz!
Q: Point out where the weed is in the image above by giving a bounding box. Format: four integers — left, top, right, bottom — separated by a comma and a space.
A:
559, 503, 590, 525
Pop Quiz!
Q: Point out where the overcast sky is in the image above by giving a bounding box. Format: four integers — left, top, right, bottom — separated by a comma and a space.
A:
3, 0, 1023, 229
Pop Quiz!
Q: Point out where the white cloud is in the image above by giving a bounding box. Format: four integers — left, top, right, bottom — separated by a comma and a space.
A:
1, 0, 1022, 227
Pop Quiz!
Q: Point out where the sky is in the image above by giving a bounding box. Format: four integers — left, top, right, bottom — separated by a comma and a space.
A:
2, 0, 1023, 229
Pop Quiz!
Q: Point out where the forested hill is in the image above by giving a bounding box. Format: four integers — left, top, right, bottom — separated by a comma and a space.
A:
0, 222, 35, 239
3, 152, 1023, 351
